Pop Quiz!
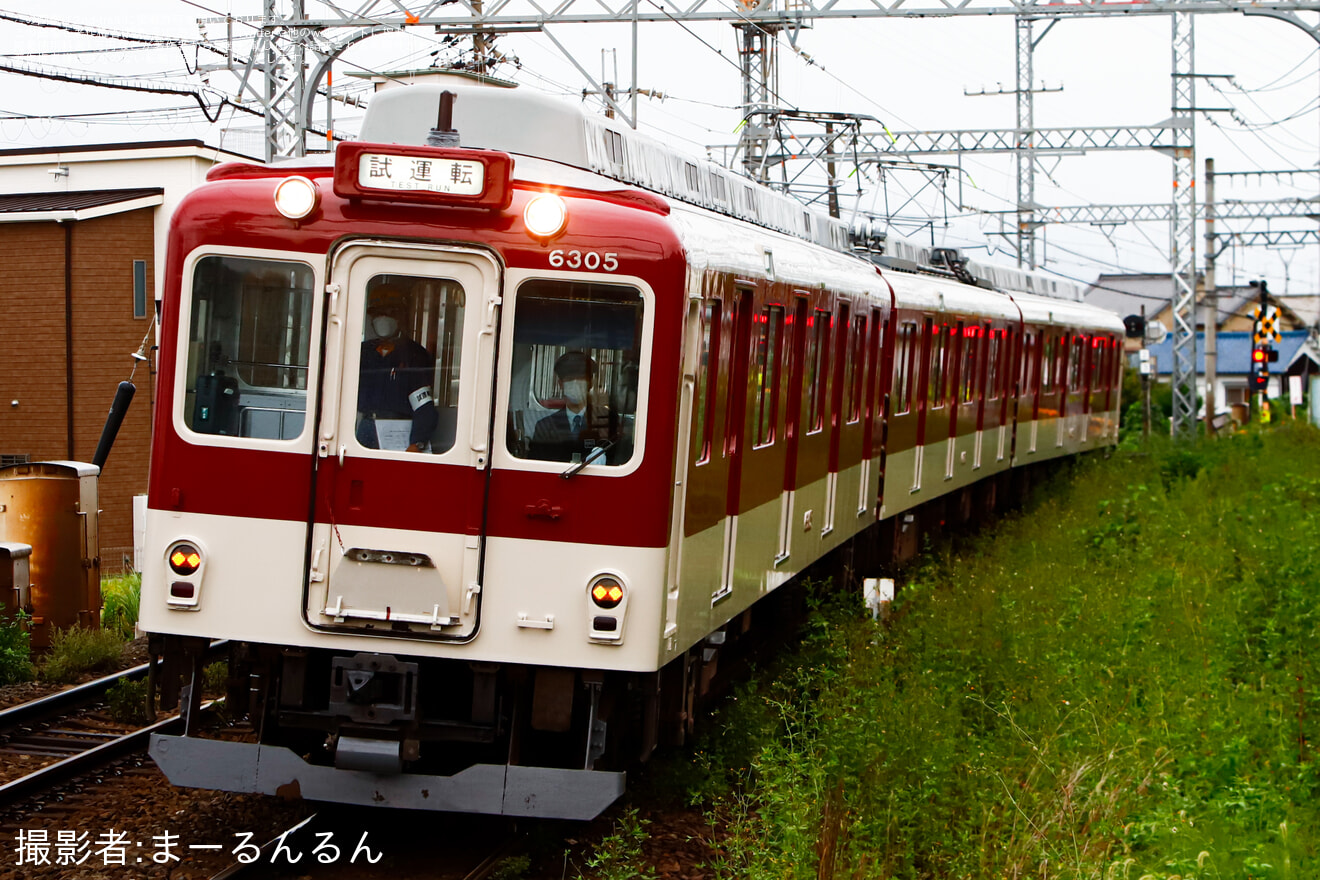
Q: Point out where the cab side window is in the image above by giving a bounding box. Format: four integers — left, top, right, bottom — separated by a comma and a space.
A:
183, 256, 314, 441
506, 280, 644, 467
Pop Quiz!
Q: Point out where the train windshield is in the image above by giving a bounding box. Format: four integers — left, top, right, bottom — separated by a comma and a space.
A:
505, 280, 643, 468
183, 256, 314, 440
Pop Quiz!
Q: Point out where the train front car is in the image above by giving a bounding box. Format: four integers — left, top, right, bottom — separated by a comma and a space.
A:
142, 84, 685, 819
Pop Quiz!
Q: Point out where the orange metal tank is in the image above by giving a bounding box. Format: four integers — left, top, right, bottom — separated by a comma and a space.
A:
0, 462, 101, 649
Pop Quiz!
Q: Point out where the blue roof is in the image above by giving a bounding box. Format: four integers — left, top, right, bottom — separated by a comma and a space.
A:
1148, 330, 1315, 375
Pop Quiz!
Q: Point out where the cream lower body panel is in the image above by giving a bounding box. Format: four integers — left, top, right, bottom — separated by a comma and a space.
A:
142, 508, 667, 672
880, 430, 1013, 521
665, 459, 876, 666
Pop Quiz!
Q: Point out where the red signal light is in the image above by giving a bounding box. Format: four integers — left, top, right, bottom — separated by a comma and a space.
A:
1252, 348, 1267, 364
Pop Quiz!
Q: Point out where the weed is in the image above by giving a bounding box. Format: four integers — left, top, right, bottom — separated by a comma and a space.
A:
487, 854, 531, 880
583, 808, 656, 880
41, 626, 124, 683
101, 573, 141, 640
105, 677, 151, 725
202, 661, 228, 696
0, 610, 33, 685
693, 425, 1320, 878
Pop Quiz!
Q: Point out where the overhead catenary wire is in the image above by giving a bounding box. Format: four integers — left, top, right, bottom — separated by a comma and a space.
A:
0, 3, 1313, 291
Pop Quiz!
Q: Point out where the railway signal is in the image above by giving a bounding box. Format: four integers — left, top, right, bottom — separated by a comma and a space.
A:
1249, 280, 1280, 402
1250, 346, 1270, 393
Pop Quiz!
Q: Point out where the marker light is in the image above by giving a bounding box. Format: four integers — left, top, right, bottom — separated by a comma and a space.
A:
590, 576, 625, 609
524, 193, 568, 238
274, 175, 320, 220
169, 543, 202, 576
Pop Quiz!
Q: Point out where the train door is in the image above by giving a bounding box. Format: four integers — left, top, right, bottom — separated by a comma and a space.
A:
680, 283, 731, 638
777, 295, 810, 563
944, 321, 965, 480
306, 244, 501, 639
911, 317, 935, 493
718, 286, 756, 601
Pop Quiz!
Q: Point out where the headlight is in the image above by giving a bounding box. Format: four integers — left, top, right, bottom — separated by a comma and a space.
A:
524, 193, 568, 238
274, 176, 321, 220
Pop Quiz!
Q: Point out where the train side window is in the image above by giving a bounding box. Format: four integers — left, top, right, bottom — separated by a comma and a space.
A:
961, 323, 978, 404
1019, 332, 1029, 393
986, 329, 1001, 401
805, 309, 831, 433
1003, 330, 1016, 398
929, 322, 947, 409
725, 289, 754, 456
505, 280, 644, 467
846, 314, 866, 424
1057, 334, 1070, 392
754, 305, 785, 447
694, 299, 721, 465
354, 273, 467, 455
868, 314, 885, 423
893, 321, 917, 415
183, 255, 314, 441
1069, 335, 1085, 391
1091, 338, 1105, 391
1041, 335, 1056, 392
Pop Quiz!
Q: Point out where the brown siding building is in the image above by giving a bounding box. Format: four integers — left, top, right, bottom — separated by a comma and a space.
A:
0, 200, 158, 566
0, 141, 256, 572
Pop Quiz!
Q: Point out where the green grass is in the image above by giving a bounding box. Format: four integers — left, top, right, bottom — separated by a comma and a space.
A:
105, 677, 151, 725
40, 626, 125, 684
101, 572, 141, 640
0, 611, 33, 685
676, 423, 1320, 879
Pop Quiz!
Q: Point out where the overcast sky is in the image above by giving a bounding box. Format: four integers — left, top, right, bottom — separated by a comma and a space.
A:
2, 0, 1318, 301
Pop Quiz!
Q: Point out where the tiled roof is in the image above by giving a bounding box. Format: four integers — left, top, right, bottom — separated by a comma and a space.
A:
0, 188, 163, 214
1147, 330, 1318, 375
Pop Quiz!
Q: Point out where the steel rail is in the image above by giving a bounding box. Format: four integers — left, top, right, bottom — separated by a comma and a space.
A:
0, 712, 186, 808
0, 640, 228, 732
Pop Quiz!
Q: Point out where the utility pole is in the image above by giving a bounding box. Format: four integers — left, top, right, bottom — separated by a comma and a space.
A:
825, 120, 839, 218
1142, 304, 1152, 440
1204, 157, 1218, 435
964, 28, 1063, 269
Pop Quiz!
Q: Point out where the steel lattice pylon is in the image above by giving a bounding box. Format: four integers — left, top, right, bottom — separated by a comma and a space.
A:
1016, 14, 1036, 269
737, 22, 780, 183
1169, 10, 1198, 439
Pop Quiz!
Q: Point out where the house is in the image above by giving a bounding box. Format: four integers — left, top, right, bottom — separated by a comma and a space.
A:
1084, 273, 1314, 347
1146, 330, 1320, 415
0, 140, 257, 568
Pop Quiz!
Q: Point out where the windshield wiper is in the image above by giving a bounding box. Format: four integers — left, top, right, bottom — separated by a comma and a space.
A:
560, 440, 616, 479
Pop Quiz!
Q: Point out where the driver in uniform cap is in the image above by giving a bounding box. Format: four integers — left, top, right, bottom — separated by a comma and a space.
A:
357, 285, 438, 452
530, 351, 613, 463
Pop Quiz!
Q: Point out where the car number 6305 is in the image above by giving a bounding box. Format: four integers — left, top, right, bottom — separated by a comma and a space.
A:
548, 250, 618, 272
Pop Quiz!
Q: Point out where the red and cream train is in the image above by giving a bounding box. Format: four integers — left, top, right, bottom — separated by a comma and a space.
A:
142, 80, 1124, 820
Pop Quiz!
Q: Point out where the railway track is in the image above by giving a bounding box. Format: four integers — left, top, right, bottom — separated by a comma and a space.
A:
0, 642, 227, 813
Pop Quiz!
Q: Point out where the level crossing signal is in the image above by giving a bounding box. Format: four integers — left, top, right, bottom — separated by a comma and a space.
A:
1250, 344, 1279, 393
1253, 305, 1281, 345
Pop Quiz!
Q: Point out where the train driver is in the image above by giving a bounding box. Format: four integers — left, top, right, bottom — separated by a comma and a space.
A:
529, 351, 615, 464
356, 284, 438, 453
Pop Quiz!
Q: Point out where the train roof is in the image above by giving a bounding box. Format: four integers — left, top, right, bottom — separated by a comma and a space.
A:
357, 82, 852, 251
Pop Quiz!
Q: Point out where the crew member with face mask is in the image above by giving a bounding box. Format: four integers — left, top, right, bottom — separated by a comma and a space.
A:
530, 351, 613, 463
356, 285, 438, 453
